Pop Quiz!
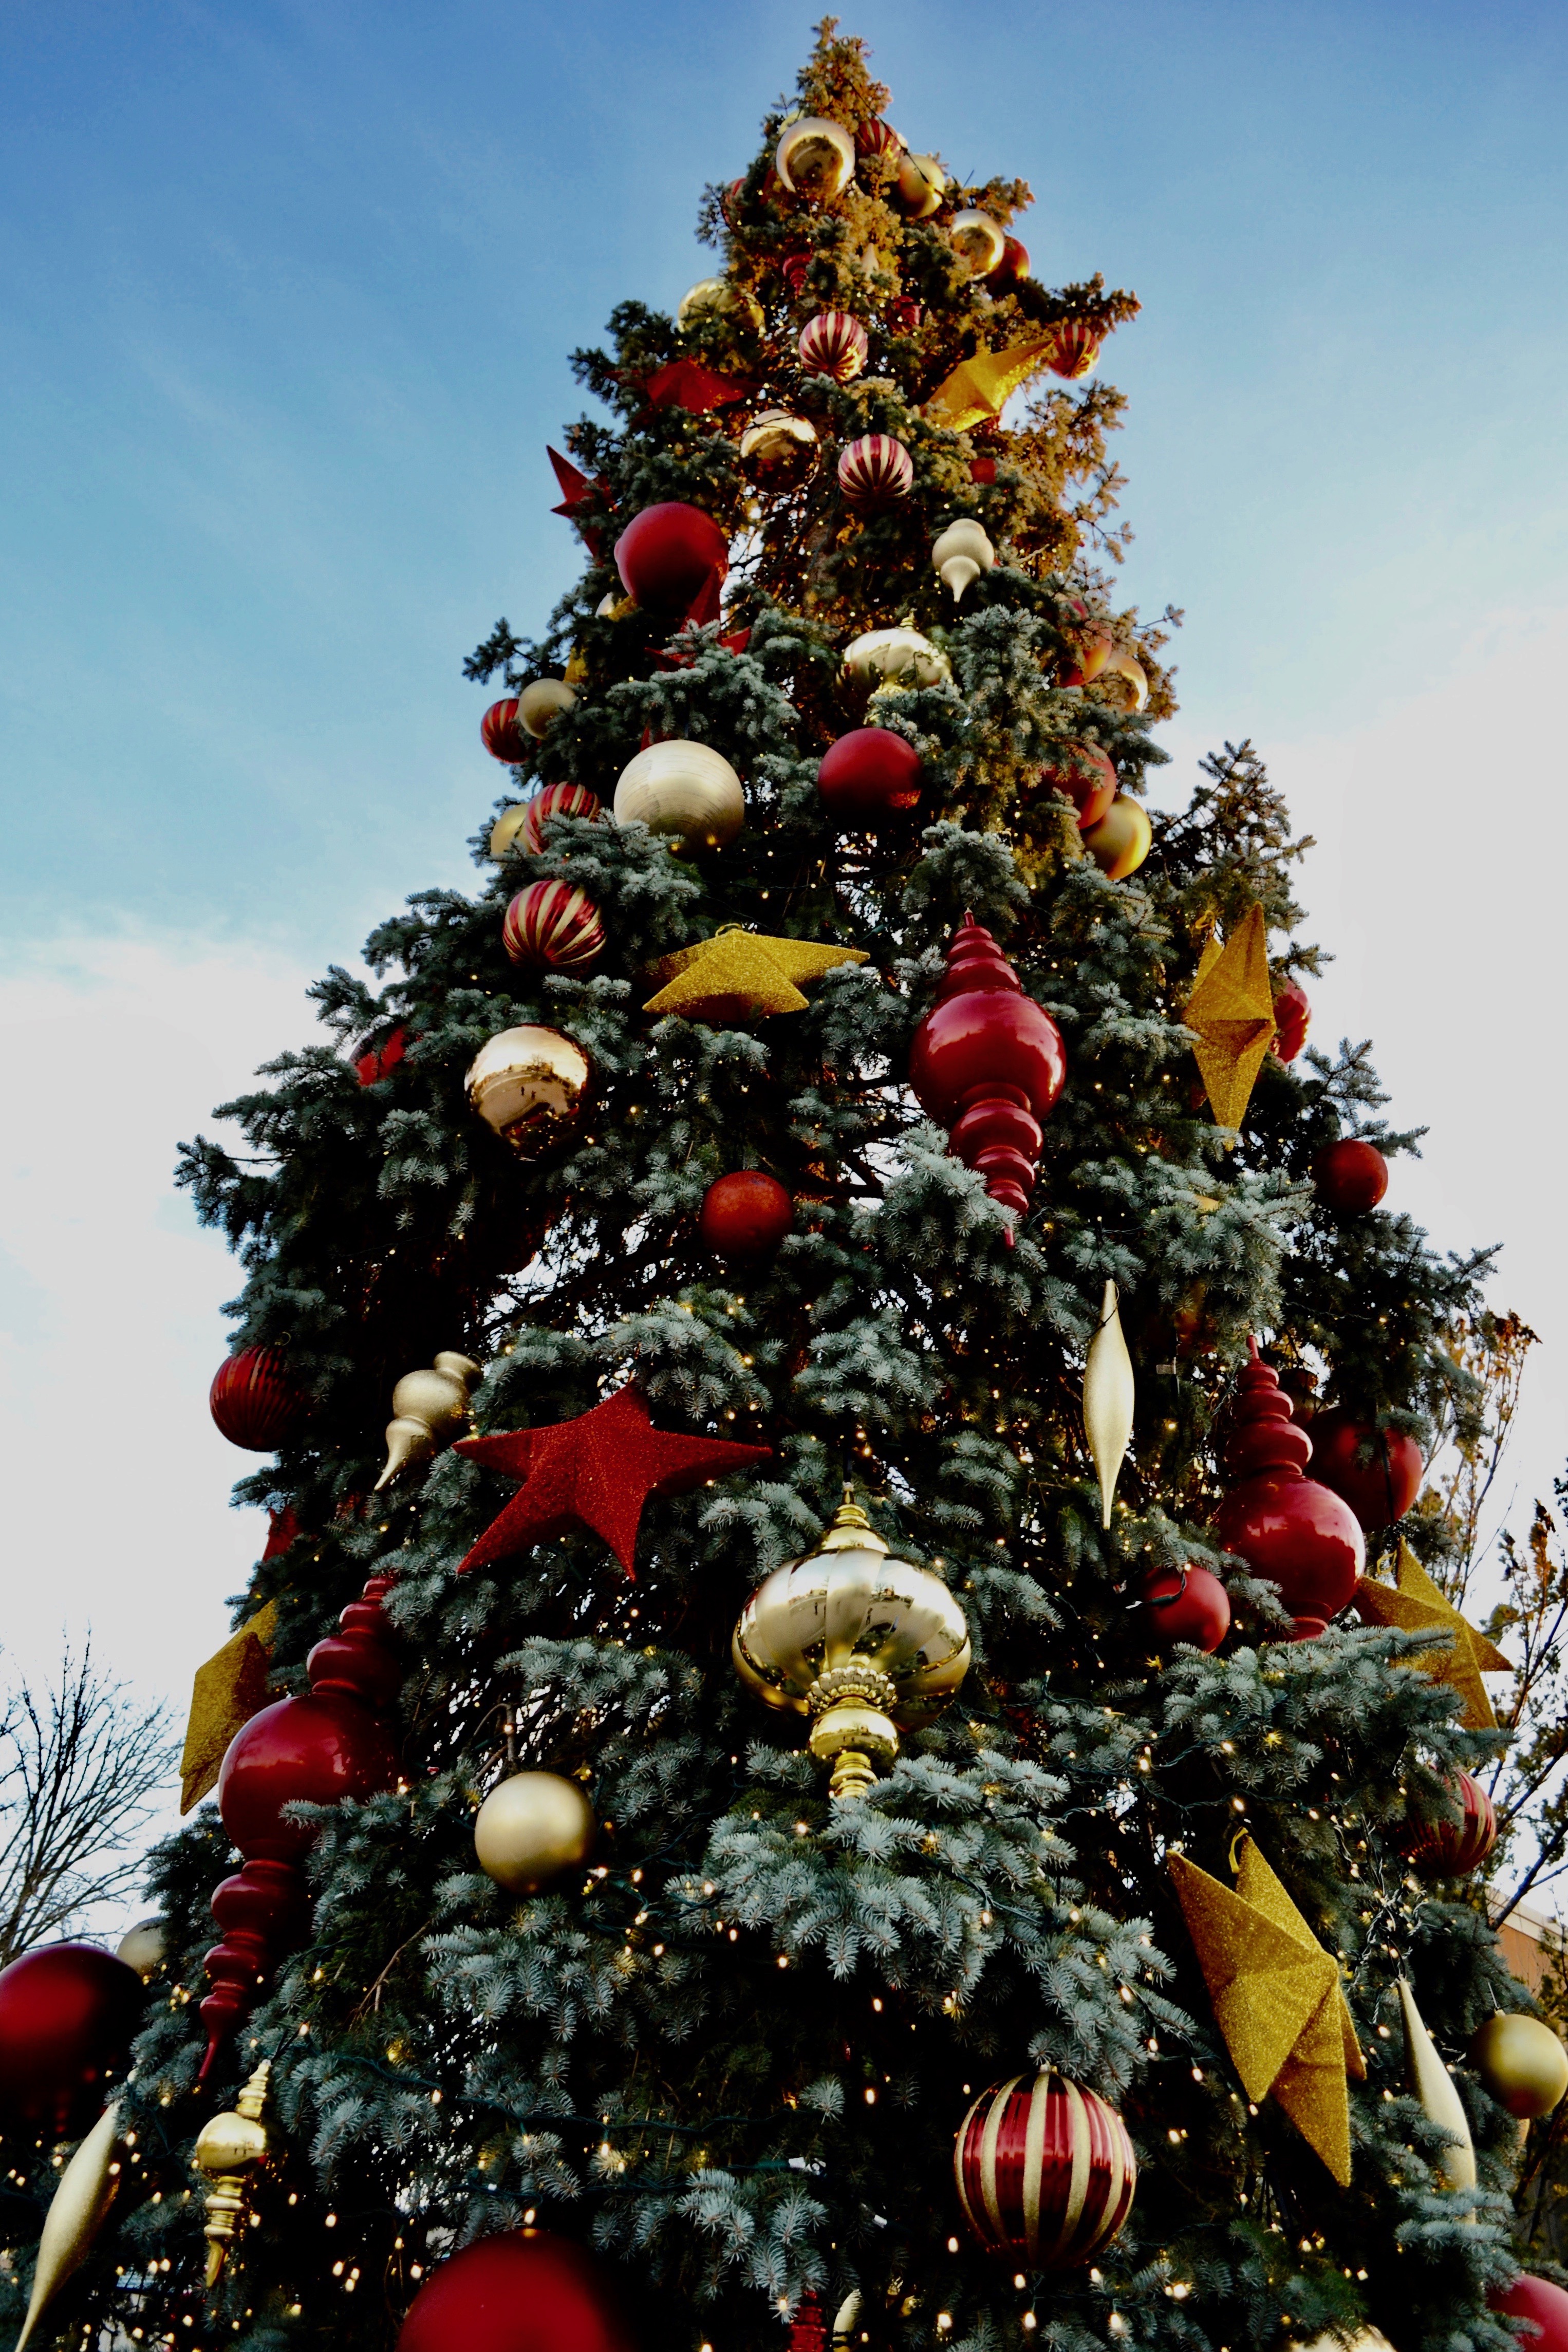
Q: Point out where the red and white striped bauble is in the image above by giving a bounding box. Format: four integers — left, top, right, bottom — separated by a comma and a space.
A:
837, 434, 914, 513
480, 698, 531, 763
1403, 1768, 1498, 1879
855, 117, 905, 159
209, 1347, 307, 1452
502, 880, 605, 975
1050, 322, 1104, 381
798, 311, 869, 383
954, 2070, 1136, 2269
518, 782, 603, 855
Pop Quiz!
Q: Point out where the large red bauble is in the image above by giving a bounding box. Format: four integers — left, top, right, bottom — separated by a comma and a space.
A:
1403, 1768, 1497, 1879
1307, 1407, 1423, 1529
209, 1346, 306, 1451
0, 1943, 144, 2140
1314, 1137, 1388, 1214
614, 502, 728, 618
1140, 1564, 1230, 1654
217, 1692, 398, 1863
1492, 2278, 1568, 2352
698, 1171, 793, 1261
954, 2071, 1136, 2268
817, 727, 923, 826
397, 2230, 634, 2352
1211, 1346, 1365, 1638
1272, 977, 1311, 1063
480, 699, 530, 763
1042, 744, 1116, 829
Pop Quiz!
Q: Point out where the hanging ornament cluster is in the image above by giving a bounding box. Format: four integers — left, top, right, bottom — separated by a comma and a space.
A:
376, 1351, 482, 1490
732, 1492, 970, 1800
740, 408, 818, 484
613, 739, 745, 855
798, 310, 869, 382
491, 782, 604, 861
0, 1943, 143, 2140
1354, 1540, 1510, 1728
931, 518, 995, 601
1211, 1340, 1365, 1639
1401, 1768, 1496, 1878
842, 626, 950, 698
837, 433, 914, 512
474, 1770, 598, 1894
209, 1345, 307, 1452
467, 1024, 591, 1158
908, 912, 1067, 1236
1309, 1408, 1424, 1528
180, 1599, 279, 1813
698, 1169, 794, 1261
1082, 1279, 1134, 1525
642, 926, 866, 1021
1398, 1976, 1476, 2192
1314, 1136, 1389, 1213
1184, 905, 1277, 1133
817, 726, 923, 826
194, 2056, 274, 2285
775, 116, 856, 200
503, 879, 606, 975
396, 2230, 634, 2352
953, 2070, 1136, 2267
614, 502, 729, 625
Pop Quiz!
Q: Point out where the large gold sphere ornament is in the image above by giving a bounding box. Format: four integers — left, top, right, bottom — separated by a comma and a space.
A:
678, 277, 765, 334
488, 804, 532, 859
465, 1024, 590, 1158
948, 209, 1006, 275
1470, 2012, 1568, 2119
516, 678, 576, 738
775, 116, 855, 202
115, 1918, 166, 1978
740, 409, 819, 487
732, 1492, 971, 1800
893, 153, 947, 219
474, 1770, 597, 1893
843, 627, 951, 703
613, 739, 745, 856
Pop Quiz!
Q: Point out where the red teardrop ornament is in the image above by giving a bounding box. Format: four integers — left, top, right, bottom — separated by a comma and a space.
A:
909, 914, 1066, 1236
1210, 1340, 1365, 1639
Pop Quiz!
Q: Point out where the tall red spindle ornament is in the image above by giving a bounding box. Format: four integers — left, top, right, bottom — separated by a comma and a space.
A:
1211, 1340, 1366, 1640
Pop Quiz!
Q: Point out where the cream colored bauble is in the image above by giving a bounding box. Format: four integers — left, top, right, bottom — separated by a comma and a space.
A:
1471, 2012, 1568, 2119
678, 277, 764, 334
517, 678, 576, 739
893, 153, 946, 219
115, 1919, 166, 1978
775, 117, 855, 202
613, 740, 744, 856
931, 518, 995, 603
474, 1770, 597, 1893
487, 804, 530, 859
842, 627, 951, 700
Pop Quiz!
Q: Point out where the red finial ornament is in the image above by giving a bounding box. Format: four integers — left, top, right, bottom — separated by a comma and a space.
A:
908, 913, 1067, 1242
1210, 1339, 1365, 1640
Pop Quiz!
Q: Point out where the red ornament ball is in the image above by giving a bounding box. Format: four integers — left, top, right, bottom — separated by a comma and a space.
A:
209, 1347, 306, 1452
1272, 977, 1311, 1063
1308, 1407, 1423, 1528
698, 1171, 793, 1262
355, 1026, 407, 1087
837, 434, 914, 512
992, 235, 1031, 285
0, 1943, 144, 2140
217, 1692, 398, 1864
1314, 1137, 1388, 1214
502, 881, 605, 975
1042, 743, 1116, 830
614, 502, 729, 617
854, 118, 904, 160
1140, 1564, 1230, 1654
398, 2230, 634, 2352
798, 310, 869, 382
908, 927, 1067, 1130
480, 699, 531, 764
1211, 1345, 1365, 1639
1403, 1768, 1497, 1879
954, 2070, 1136, 2268
1492, 2279, 1568, 2352
817, 728, 923, 826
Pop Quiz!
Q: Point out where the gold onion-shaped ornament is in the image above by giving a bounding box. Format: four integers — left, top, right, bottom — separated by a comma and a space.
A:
14, 2100, 125, 2351
678, 277, 764, 334
1083, 1279, 1135, 1527
931, 518, 995, 603
194, 2058, 273, 2287
375, 1351, 482, 1489
842, 627, 951, 704
732, 1492, 970, 1800
1398, 1978, 1476, 2195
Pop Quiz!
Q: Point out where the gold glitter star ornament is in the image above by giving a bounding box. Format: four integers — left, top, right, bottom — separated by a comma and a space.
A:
1353, 1539, 1511, 1729
643, 927, 866, 1021
180, 1601, 278, 1814
1183, 903, 1278, 1133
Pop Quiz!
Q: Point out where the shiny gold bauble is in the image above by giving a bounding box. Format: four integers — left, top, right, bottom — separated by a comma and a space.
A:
893, 153, 946, 219
488, 803, 531, 858
465, 1024, 590, 1158
115, 1918, 166, 1978
376, 1351, 481, 1490
613, 739, 745, 856
1080, 794, 1152, 881
195, 2106, 271, 2177
678, 277, 765, 334
516, 678, 576, 738
843, 627, 951, 701
1471, 2012, 1568, 2118
948, 208, 1006, 274
740, 408, 819, 487
775, 116, 856, 202
733, 1495, 970, 1801
474, 1770, 597, 1892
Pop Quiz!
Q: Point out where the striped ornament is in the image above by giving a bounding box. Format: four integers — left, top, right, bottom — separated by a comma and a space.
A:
855, 117, 905, 159
502, 879, 605, 975
837, 434, 914, 513
209, 1347, 307, 1453
1049, 321, 1105, 381
517, 782, 603, 855
798, 310, 869, 383
480, 697, 531, 763
954, 2071, 1136, 2269
1405, 1768, 1498, 1879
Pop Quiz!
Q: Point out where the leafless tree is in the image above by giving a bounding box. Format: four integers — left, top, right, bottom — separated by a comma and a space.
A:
0, 1642, 178, 1964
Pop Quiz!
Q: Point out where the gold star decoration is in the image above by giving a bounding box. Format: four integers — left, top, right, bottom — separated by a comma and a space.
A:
924, 338, 1058, 433
643, 927, 866, 1021
1353, 1539, 1511, 1730
180, 1601, 278, 1814
1169, 1835, 1365, 2185
1183, 903, 1277, 1134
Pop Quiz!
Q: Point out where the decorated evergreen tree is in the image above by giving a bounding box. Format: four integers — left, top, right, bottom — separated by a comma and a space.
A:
6, 25, 1561, 2352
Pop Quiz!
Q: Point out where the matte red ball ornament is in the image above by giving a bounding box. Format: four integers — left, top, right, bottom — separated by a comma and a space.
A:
518, 783, 603, 855
817, 728, 923, 826
699, 1171, 793, 1262
1272, 977, 1311, 1063
1491, 2278, 1568, 2352
397, 2230, 635, 2352
502, 881, 605, 975
209, 1347, 306, 1452
1211, 1339, 1366, 1639
0, 1943, 144, 2140
1403, 1769, 1497, 1879
1043, 744, 1117, 830
1140, 1564, 1230, 1654
837, 434, 914, 512
481, 699, 531, 763
798, 311, 869, 382
1314, 1137, 1389, 1214
1308, 1407, 1423, 1529
614, 502, 729, 623
217, 1692, 398, 1865
954, 2070, 1136, 2268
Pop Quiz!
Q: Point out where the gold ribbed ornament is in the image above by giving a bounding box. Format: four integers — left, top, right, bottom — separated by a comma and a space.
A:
1083, 1279, 1135, 1527
14, 2101, 125, 2351
194, 2059, 273, 2287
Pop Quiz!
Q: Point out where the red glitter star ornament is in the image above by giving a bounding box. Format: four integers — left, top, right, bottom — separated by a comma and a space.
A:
454, 1382, 770, 1577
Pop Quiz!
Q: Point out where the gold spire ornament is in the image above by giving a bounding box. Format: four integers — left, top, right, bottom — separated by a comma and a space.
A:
374, 1351, 482, 1490
1398, 1977, 1477, 2193
643, 927, 866, 1021
1354, 1540, 1511, 1730
1168, 1835, 1365, 2185
194, 2058, 273, 2288
1183, 904, 1277, 1134
180, 1601, 279, 1814
1083, 1278, 1135, 1527
931, 518, 995, 603
14, 2101, 125, 2351
924, 338, 1058, 432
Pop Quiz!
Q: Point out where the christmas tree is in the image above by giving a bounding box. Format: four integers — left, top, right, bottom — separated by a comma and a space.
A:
5, 24, 1559, 2352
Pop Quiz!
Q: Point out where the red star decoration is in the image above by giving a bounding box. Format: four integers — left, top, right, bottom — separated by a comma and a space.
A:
454, 1382, 770, 1578
644, 357, 750, 413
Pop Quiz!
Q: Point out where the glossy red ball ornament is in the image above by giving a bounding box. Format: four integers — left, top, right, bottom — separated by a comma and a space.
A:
614, 502, 729, 622
1272, 977, 1311, 1063
502, 880, 605, 975
1211, 1340, 1365, 1639
480, 699, 531, 763
397, 2230, 634, 2352
1492, 2278, 1568, 2352
1307, 1407, 1423, 1528
1140, 1564, 1231, 1654
954, 2071, 1136, 2268
992, 235, 1031, 285
817, 728, 923, 826
798, 310, 869, 382
217, 1692, 398, 1864
910, 914, 1066, 1231
209, 1347, 306, 1452
698, 1171, 793, 1262
1314, 1137, 1389, 1214
837, 434, 914, 512
0, 1943, 144, 2139
1403, 1768, 1497, 1879
1042, 743, 1116, 830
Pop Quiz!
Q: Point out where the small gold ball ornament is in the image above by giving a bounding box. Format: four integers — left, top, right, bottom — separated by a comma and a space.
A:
613, 739, 745, 856
488, 804, 530, 858
949, 209, 1006, 274
775, 116, 855, 202
465, 1024, 590, 1157
893, 153, 946, 219
678, 277, 765, 334
740, 409, 819, 487
516, 678, 576, 738
474, 1770, 598, 1892
1470, 2012, 1568, 2118
843, 627, 951, 702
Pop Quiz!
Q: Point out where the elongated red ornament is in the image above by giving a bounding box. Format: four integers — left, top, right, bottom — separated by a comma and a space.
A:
503, 880, 605, 975
954, 2070, 1136, 2267
1211, 1340, 1365, 1639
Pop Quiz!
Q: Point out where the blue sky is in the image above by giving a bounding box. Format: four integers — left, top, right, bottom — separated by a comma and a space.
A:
1, 3, 1565, 1821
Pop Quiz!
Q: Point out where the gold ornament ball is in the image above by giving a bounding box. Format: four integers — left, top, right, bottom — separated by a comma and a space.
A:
488, 803, 531, 859
465, 1024, 590, 1158
613, 739, 745, 856
115, 1917, 166, 1978
517, 678, 576, 739
1471, 2013, 1568, 2118
948, 209, 1006, 274
843, 627, 951, 702
894, 153, 946, 219
775, 116, 855, 202
1080, 794, 1152, 881
678, 277, 764, 334
740, 409, 819, 487
474, 1770, 597, 1893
